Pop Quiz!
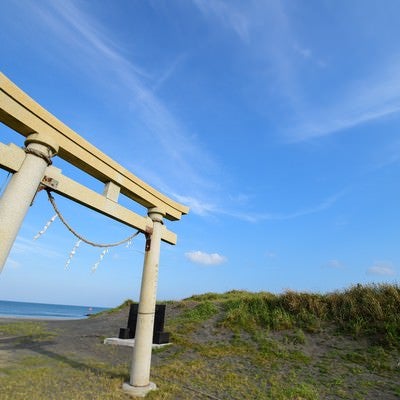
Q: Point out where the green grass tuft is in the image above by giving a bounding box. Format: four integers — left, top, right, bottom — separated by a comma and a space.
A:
0, 321, 55, 341
179, 301, 219, 323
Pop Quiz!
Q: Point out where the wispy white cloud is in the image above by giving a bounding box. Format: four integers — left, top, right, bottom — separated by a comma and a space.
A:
325, 259, 344, 269
29, 0, 217, 197
151, 54, 187, 93
259, 191, 342, 220
185, 250, 227, 265
24, 1, 377, 225
334, 216, 348, 227
281, 14, 400, 141
292, 43, 327, 68
367, 261, 396, 276
289, 37, 400, 142
11, 236, 61, 259
293, 44, 312, 59
173, 194, 216, 216
219, 190, 344, 222
290, 89, 400, 142
193, 0, 400, 142
368, 139, 400, 171
5, 258, 21, 269
173, 189, 343, 221
192, 0, 250, 42
29, 0, 310, 223
192, 0, 306, 109
265, 251, 277, 259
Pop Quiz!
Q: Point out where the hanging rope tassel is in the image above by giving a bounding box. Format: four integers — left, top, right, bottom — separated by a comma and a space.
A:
65, 239, 82, 270
41, 190, 142, 272
92, 248, 109, 273
34, 214, 58, 240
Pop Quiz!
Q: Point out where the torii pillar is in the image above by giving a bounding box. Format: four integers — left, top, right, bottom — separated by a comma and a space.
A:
123, 207, 165, 397
0, 133, 58, 272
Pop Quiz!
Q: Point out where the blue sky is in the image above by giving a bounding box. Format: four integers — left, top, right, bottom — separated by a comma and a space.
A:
0, 0, 399, 307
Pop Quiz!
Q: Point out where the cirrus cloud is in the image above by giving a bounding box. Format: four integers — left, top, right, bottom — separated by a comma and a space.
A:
326, 259, 345, 269
185, 250, 227, 266
367, 261, 396, 276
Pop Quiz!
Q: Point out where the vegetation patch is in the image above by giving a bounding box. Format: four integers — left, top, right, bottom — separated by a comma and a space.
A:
0, 283, 399, 399
179, 301, 219, 323
0, 356, 127, 400
207, 284, 400, 347
0, 321, 55, 341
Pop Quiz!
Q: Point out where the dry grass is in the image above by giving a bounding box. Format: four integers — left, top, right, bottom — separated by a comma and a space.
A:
214, 284, 400, 346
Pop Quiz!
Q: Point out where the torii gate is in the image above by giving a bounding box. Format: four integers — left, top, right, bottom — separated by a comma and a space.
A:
0, 72, 188, 397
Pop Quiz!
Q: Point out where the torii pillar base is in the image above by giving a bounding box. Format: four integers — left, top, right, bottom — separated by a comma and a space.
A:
122, 382, 157, 398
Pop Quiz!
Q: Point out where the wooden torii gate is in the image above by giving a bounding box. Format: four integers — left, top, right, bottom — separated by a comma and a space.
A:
0, 72, 188, 397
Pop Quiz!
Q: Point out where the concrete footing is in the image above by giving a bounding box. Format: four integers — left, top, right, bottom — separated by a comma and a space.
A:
122, 382, 157, 397
104, 337, 171, 349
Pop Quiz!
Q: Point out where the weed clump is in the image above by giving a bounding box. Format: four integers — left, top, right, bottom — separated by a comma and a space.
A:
0, 321, 55, 341
189, 284, 400, 347
180, 301, 219, 323
327, 284, 400, 345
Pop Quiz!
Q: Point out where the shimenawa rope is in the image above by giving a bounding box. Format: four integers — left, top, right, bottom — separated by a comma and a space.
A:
45, 189, 141, 248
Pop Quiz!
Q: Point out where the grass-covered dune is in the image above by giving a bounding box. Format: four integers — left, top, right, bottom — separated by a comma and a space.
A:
184, 283, 400, 346
0, 284, 399, 399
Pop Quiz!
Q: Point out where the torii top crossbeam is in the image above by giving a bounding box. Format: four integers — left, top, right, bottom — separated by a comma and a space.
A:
0, 73, 188, 221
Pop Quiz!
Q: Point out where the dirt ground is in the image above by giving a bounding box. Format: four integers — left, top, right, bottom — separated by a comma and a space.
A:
0, 306, 134, 367
0, 303, 399, 399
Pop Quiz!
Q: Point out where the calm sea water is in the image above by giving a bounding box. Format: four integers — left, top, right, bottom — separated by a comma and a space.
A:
0, 300, 109, 320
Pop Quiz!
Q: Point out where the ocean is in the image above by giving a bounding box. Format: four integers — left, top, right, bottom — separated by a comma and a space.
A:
0, 300, 109, 320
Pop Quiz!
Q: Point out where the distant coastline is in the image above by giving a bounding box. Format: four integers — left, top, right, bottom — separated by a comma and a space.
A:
0, 300, 108, 320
